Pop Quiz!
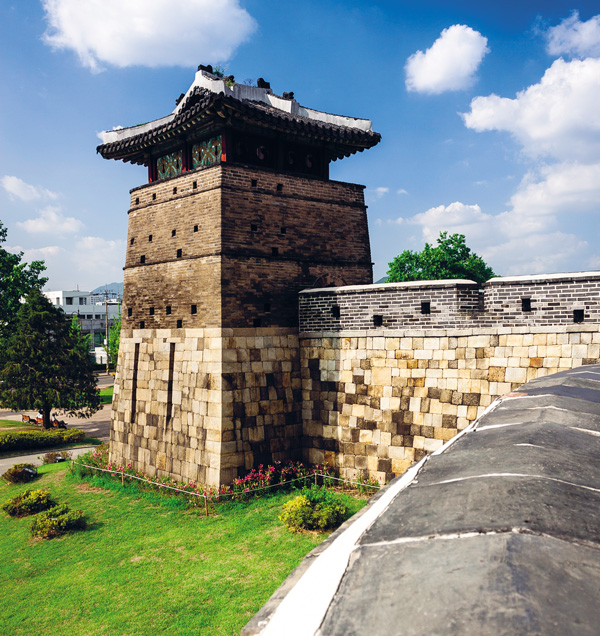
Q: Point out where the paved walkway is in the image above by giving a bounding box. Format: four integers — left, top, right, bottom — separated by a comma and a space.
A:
0, 446, 98, 474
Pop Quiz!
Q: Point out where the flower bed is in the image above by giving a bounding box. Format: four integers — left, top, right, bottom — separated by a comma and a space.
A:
74, 446, 336, 504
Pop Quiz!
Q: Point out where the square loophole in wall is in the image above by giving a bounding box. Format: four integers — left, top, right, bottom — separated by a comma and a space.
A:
173, 187, 177, 195
176, 248, 182, 258
152, 193, 156, 200
276, 183, 283, 192
130, 237, 135, 245
272, 247, 279, 256
573, 309, 585, 323
172, 229, 176, 237
135, 197, 140, 205
522, 297, 532, 312
421, 301, 431, 315
127, 308, 132, 317
194, 225, 198, 232
176, 319, 183, 328
148, 234, 153, 242
139, 320, 145, 329
140, 255, 145, 264
193, 181, 197, 189
331, 305, 341, 319
251, 223, 258, 232
149, 307, 154, 316
373, 314, 383, 327
253, 318, 262, 328
191, 304, 197, 315
251, 179, 257, 187
166, 305, 172, 315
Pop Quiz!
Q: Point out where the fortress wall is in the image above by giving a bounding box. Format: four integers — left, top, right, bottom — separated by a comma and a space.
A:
300, 326, 600, 484
300, 274, 600, 484
299, 279, 480, 331
110, 326, 303, 487
483, 273, 600, 325
220, 328, 303, 483
110, 327, 225, 486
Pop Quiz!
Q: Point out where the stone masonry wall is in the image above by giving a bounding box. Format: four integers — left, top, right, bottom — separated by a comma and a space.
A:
300, 273, 600, 484
111, 326, 302, 486
111, 327, 224, 486
300, 325, 600, 484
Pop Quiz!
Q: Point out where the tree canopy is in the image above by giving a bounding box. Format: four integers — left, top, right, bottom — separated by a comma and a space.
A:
386, 232, 496, 287
0, 290, 100, 428
107, 309, 121, 369
0, 221, 47, 346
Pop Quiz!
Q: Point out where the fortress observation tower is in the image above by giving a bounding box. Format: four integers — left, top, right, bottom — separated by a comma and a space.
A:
98, 66, 380, 486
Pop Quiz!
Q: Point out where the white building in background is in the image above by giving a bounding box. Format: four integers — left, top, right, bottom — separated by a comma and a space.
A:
43, 290, 121, 363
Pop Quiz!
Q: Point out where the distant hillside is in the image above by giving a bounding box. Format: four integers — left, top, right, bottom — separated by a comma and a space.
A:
91, 282, 123, 296
374, 276, 388, 284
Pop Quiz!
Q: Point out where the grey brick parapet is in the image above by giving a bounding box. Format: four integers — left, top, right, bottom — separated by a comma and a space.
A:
299, 271, 600, 332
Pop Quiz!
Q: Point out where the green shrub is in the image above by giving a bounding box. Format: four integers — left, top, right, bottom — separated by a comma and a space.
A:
30, 503, 86, 539
42, 450, 72, 464
0, 428, 85, 452
2, 463, 38, 484
279, 486, 348, 532
2, 489, 54, 517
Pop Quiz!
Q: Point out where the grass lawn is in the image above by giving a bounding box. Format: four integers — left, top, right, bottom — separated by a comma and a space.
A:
0, 463, 365, 635
0, 419, 35, 433
99, 386, 114, 404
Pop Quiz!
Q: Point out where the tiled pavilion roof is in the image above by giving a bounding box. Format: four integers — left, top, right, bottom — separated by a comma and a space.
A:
97, 70, 381, 166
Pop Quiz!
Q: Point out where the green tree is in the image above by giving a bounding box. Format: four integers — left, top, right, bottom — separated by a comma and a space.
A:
70, 313, 92, 356
386, 232, 496, 287
0, 221, 47, 347
0, 290, 100, 428
107, 309, 121, 368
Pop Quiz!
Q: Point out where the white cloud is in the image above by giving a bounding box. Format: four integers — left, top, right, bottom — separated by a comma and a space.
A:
408, 201, 493, 245
463, 57, 600, 162
546, 11, 600, 58
41, 0, 257, 72
509, 161, 600, 217
402, 198, 589, 276
17, 207, 84, 235
21, 245, 64, 261
72, 236, 125, 280
1, 175, 57, 202
397, 188, 408, 195
400, 157, 600, 276
366, 187, 390, 202
13, 238, 125, 290
484, 232, 588, 276
405, 25, 489, 94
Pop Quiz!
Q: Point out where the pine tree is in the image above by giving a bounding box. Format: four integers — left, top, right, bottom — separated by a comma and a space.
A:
0, 290, 100, 428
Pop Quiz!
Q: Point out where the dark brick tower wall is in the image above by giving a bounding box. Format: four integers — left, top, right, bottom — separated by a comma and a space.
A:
111, 163, 372, 486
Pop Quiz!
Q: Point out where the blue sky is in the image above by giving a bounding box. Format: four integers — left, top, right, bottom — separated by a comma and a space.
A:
1, 1, 600, 289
